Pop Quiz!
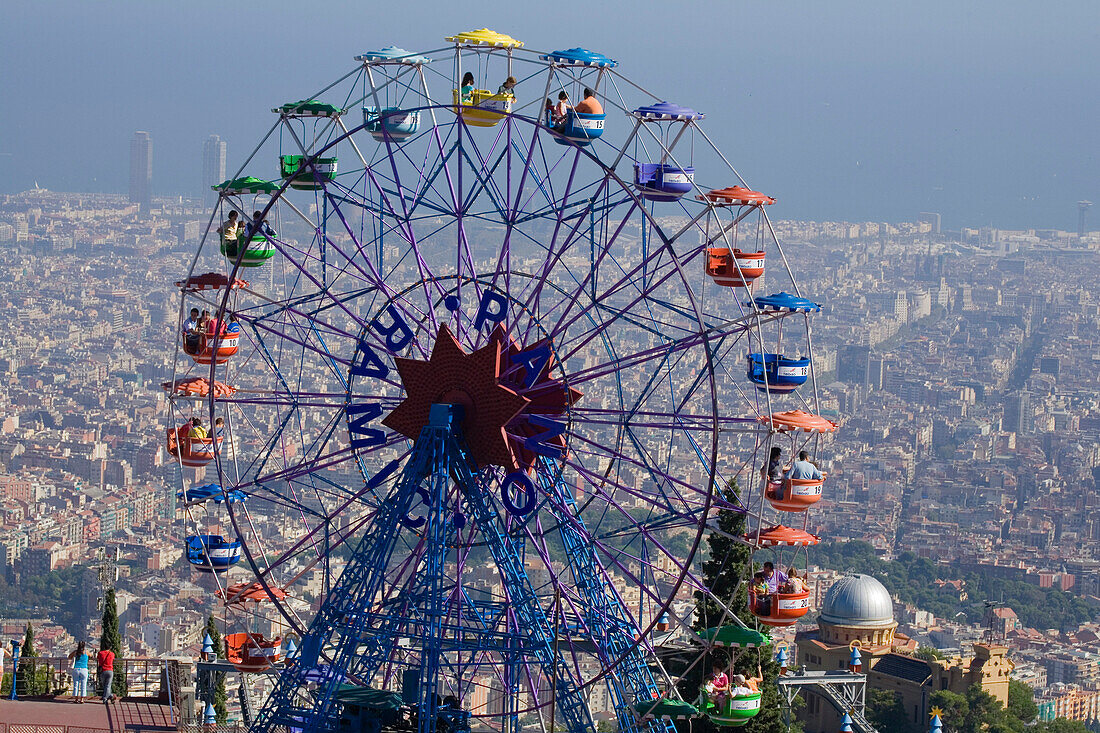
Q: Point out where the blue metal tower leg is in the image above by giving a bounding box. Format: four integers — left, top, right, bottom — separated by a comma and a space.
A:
542, 468, 677, 733
250, 435, 437, 732
444, 434, 595, 733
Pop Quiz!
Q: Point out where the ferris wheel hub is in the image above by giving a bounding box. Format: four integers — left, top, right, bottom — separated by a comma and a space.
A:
383, 325, 529, 469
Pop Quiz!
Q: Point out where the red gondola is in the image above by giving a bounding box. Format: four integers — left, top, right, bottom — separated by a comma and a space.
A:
225, 632, 282, 673
765, 477, 825, 512
706, 248, 765, 288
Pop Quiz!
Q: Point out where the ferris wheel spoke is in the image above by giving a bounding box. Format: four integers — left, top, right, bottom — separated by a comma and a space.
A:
567, 407, 752, 433
563, 436, 710, 511
547, 242, 706, 367
518, 174, 623, 330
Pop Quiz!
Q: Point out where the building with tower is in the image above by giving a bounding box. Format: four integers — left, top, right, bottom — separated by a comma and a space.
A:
202, 135, 226, 202
918, 212, 941, 235
1003, 391, 1031, 435
796, 573, 1013, 732
129, 131, 152, 211
837, 345, 871, 386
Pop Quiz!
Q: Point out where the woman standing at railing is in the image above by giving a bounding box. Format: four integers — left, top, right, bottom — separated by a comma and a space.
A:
68, 641, 89, 703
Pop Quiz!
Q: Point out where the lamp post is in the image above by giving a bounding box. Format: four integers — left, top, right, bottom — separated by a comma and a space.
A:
9, 640, 21, 700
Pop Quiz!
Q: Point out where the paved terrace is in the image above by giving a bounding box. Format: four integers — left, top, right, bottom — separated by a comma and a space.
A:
0, 657, 198, 733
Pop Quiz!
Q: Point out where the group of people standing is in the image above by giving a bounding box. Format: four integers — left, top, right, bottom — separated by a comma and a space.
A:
66, 641, 116, 704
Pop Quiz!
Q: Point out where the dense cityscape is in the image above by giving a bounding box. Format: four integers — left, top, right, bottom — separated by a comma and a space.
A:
1, 138, 1098, 732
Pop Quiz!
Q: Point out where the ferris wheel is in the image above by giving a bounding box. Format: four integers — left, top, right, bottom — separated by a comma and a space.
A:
162, 28, 835, 733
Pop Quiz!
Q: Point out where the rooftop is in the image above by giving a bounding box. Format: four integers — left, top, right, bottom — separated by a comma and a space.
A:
0, 697, 178, 732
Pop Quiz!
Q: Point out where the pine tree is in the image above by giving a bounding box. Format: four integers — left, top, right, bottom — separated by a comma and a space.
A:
204, 615, 228, 723
674, 481, 800, 733
20, 622, 42, 696
100, 588, 126, 698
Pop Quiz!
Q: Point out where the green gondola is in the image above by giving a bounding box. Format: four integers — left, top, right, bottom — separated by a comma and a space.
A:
220, 232, 276, 267
633, 697, 698, 720
700, 691, 763, 727
279, 154, 338, 191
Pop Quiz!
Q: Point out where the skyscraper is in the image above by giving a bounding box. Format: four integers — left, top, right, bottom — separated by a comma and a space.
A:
918, 212, 941, 235
837, 344, 871, 386
1003, 391, 1031, 435
129, 131, 152, 210
202, 135, 227, 202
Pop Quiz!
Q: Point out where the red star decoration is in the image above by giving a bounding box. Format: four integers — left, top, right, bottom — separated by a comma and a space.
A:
383, 325, 531, 469
382, 324, 584, 471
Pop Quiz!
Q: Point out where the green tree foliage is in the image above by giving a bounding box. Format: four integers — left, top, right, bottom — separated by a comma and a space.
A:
672, 482, 800, 733
866, 689, 917, 733
1006, 680, 1037, 724
1036, 719, 1090, 733
0, 567, 89, 635
812, 540, 1097, 629
17, 622, 49, 696
100, 588, 126, 698
203, 615, 229, 723
915, 646, 945, 661
22, 622, 36, 657
929, 683, 1090, 733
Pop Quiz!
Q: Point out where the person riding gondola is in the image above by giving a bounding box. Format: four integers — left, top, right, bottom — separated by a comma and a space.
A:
183, 308, 202, 355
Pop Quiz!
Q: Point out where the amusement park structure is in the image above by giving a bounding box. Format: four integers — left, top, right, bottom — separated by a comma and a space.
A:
163, 28, 858, 733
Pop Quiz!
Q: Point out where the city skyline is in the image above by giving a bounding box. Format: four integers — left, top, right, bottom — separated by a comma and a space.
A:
1, 1, 1097, 231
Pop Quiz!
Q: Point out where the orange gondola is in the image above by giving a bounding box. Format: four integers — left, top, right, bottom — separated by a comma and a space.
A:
749, 588, 812, 627
161, 377, 236, 399
186, 330, 240, 365
218, 581, 289, 605
698, 186, 776, 207
165, 426, 223, 468
224, 632, 282, 673
765, 477, 825, 512
745, 525, 820, 547
706, 248, 765, 288
759, 410, 838, 434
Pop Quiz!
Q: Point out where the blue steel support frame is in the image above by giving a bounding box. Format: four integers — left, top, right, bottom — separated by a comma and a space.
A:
251, 403, 597, 733
539, 465, 676, 733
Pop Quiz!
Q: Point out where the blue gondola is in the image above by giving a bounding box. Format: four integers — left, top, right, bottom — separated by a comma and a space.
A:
633, 162, 695, 201
177, 483, 247, 505
186, 534, 242, 573
747, 353, 811, 394
629, 102, 703, 201
363, 106, 421, 142
549, 109, 606, 147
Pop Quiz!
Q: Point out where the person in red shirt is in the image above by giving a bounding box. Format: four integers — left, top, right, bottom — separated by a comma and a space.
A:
96, 645, 116, 704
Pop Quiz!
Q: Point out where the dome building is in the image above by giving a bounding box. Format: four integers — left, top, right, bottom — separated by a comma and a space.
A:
795, 572, 1011, 733
817, 572, 899, 647
795, 573, 915, 732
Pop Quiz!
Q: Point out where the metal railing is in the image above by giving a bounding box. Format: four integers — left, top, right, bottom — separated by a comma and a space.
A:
8, 656, 186, 701
3, 727, 111, 733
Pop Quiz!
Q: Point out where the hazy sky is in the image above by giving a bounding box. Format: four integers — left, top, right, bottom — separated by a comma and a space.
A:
2, 0, 1096, 230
